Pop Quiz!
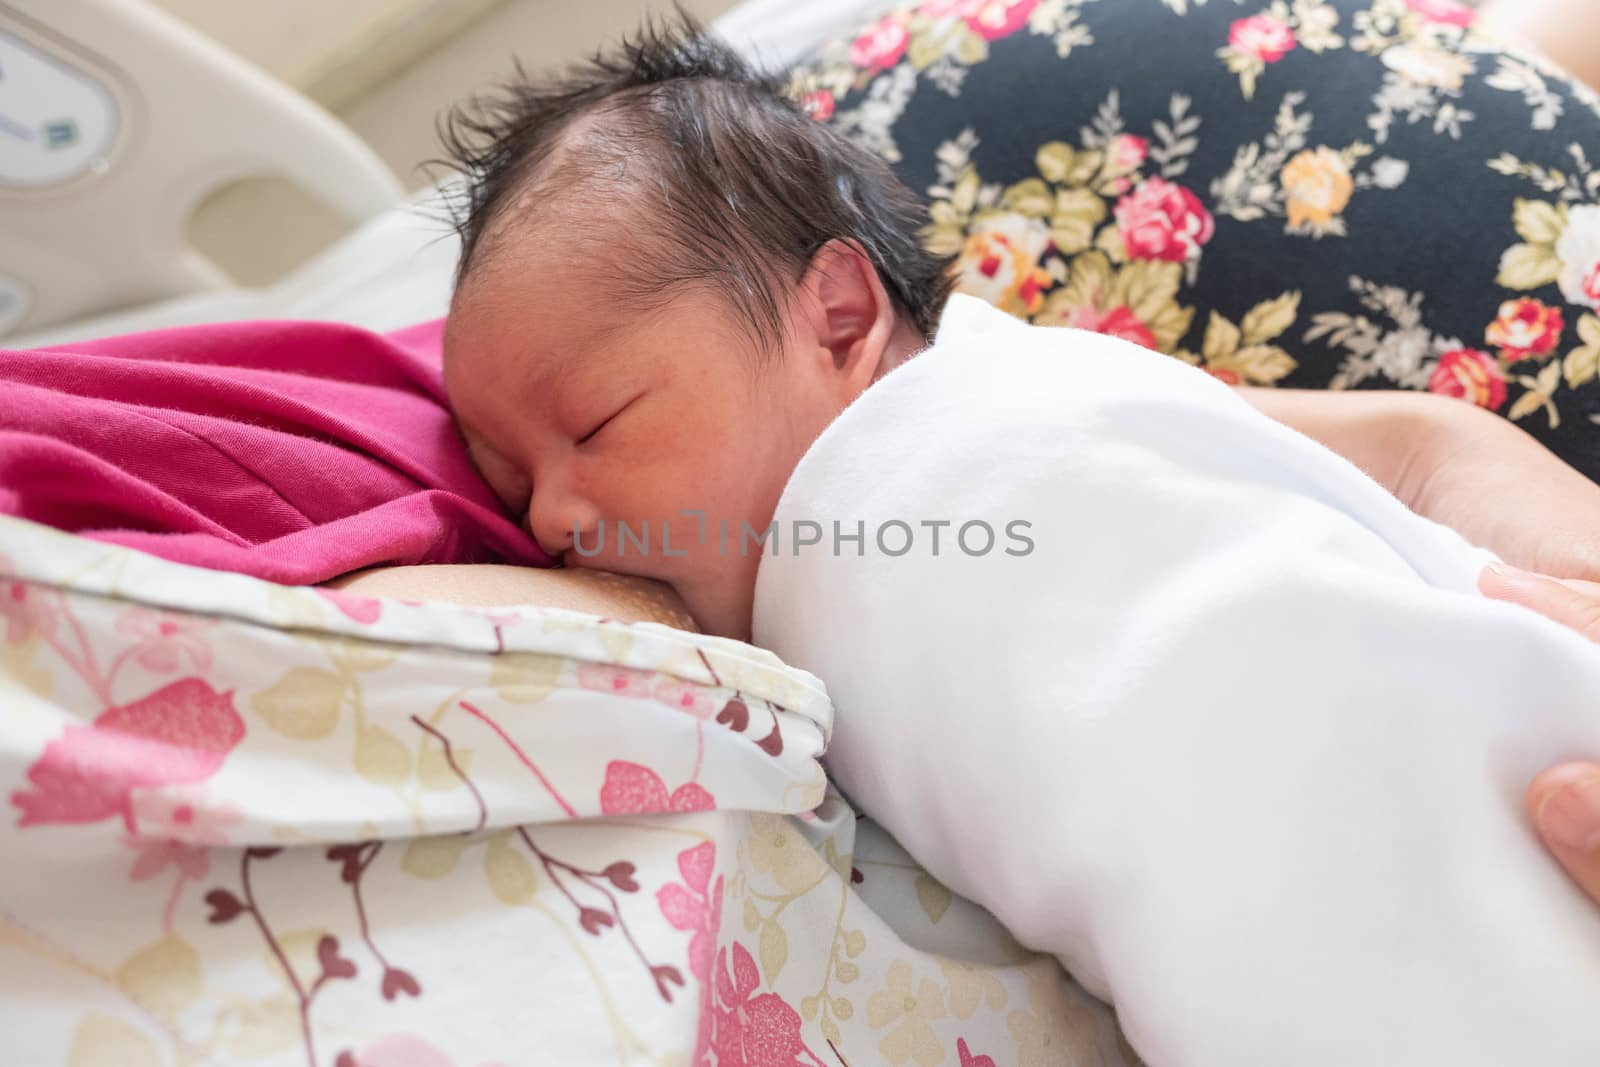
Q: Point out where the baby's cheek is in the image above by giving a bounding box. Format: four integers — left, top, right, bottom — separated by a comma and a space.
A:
464, 440, 532, 517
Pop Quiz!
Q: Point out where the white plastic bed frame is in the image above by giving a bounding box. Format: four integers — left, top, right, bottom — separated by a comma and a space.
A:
1, 0, 898, 349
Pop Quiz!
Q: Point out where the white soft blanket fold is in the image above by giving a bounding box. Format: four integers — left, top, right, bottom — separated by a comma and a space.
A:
753, 294, 1600, 1065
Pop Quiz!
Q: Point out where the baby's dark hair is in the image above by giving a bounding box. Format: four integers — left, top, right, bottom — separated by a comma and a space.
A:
438, 15, 953, 352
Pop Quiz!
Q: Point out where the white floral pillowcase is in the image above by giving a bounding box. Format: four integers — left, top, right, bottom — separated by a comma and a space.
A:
0, 515, 1133, 1067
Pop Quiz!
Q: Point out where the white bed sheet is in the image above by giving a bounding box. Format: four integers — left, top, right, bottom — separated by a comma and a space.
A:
11, 0, 888, 349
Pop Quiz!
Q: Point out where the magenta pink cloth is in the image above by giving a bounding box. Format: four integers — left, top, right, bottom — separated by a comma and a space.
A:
1, 318, 551, 584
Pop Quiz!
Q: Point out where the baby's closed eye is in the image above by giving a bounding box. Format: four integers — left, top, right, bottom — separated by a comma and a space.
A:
574, 391, 645, 447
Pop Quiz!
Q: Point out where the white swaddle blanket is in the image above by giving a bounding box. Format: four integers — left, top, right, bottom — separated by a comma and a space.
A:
752, 294, 1600, 1065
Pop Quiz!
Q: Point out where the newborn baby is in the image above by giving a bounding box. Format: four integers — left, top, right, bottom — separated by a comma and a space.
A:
440, 26, 944, 641
442, 24, 1600, 1065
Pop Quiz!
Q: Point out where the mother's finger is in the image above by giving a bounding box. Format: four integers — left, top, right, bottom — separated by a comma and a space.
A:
1528, 763, 1600, 905
1479, 563, 1600, 644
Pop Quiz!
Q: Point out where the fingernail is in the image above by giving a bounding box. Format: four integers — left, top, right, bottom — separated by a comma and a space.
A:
1483, 562, 1550, 594
1535, 774, 1600, 853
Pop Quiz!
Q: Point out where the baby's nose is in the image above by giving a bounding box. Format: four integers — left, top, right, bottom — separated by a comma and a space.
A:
527, 485, 601, 562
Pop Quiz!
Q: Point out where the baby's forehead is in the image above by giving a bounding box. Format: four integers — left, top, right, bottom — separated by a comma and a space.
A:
454, 198, 665, 337
453, 196, 635, 318
445, 258, 648, 402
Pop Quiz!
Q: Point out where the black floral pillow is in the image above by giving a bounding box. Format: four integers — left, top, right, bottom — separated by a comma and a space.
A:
789, 0, 1600, 481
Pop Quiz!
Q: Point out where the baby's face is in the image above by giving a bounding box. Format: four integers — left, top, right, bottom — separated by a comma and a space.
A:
444, 244, 869, 639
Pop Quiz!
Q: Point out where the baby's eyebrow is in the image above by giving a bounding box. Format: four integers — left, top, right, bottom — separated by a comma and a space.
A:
536, 334, 643, 407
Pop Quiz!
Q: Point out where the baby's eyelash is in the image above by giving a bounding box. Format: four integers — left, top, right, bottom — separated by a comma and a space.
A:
576, 414, 614, 446
576, 392, 644, 446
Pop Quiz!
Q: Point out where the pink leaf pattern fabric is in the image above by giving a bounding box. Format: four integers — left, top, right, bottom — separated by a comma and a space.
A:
0, 510, 1123, 1062
600, 760, 717, 816
12, 677, 244, 832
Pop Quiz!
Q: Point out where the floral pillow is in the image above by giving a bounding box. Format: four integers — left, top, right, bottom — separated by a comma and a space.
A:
0, 511, 1142, 1067
791, 0, 1600, 482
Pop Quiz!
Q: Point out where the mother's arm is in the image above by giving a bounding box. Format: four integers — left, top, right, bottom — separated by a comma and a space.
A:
1242, 386, 1600, 580
1479, 0, 1600, 93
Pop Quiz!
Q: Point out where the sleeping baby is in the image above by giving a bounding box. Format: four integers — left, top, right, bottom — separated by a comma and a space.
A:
441, 22, 1600, 1066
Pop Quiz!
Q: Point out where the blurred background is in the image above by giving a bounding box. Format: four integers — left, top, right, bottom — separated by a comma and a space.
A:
12, 0, 1546, 343
1, 0, 873, 342
158, 0, 737, 283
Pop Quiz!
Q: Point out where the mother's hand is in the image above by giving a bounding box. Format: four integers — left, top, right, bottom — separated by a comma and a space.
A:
1405, 400, 1600, 581
1245, 387, 1600, 581
1480, 562, 1600, 903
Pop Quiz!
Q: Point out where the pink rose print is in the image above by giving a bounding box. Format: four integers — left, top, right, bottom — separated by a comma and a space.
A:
961, 0, 1041, 41
1581, 264, 1600, 310
1107, 133, 1149, 174
1229, 13, 1297, 63
1429, 348, 1507, 410
1556, 205, 1600, 310
115, 607, 215, 673
1068, 304, 1159, 350
850, 12, 911, 72
658, 842, 723, 985
959, 217, 1053, 315
799, 89, 835, 122
703, 943, 807, 1067
12, 677, 245, 833
315, 587, 383, 624
1114, 178, 1216, 263
1486, 298, 1565, 361
599, 760, 715, 815
958, 1038, 998, 1067
1405, 0, 1475, 27
0, 558, 57, 644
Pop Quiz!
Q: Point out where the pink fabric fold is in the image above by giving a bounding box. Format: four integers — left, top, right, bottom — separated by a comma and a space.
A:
1, 318, 551, 584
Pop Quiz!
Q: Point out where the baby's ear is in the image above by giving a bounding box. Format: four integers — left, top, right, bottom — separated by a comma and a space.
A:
801, 239, 899, 388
